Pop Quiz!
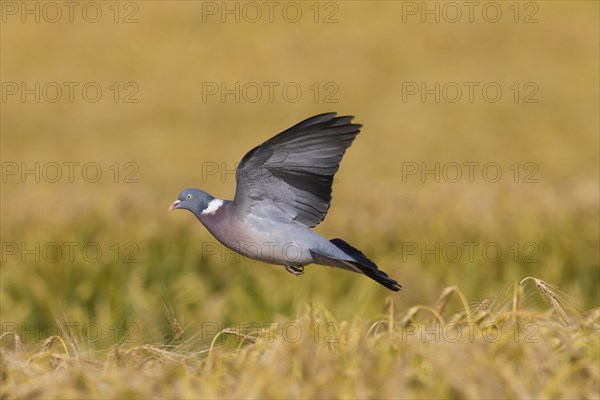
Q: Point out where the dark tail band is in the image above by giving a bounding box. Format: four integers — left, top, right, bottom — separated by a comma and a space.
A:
330, 238, 401, 292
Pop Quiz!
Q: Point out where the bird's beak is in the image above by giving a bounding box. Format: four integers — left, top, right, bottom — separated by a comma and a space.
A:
169, 200, 182, 211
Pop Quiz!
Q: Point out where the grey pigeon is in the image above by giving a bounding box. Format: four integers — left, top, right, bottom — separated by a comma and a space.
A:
170, 113, 401, 291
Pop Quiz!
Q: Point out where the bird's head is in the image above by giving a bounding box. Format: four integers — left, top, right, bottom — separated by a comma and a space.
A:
169, 189, 217, 217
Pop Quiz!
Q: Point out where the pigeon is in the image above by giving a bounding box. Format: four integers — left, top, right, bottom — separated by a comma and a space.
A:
170, 113, 401, 291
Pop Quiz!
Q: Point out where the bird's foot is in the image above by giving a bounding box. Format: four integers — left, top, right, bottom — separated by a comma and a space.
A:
285, 265, 304, 276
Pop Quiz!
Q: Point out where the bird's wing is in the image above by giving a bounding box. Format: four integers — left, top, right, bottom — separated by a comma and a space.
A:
232, 113, 362, 228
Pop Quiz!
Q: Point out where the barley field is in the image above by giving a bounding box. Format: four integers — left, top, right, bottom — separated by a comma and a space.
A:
1, 2, 598, 399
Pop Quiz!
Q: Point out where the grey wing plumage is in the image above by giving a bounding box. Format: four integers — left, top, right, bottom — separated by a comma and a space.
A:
232, 113, 362, 228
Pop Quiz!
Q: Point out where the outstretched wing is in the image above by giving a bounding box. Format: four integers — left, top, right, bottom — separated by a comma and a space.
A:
232, 113, 362, 228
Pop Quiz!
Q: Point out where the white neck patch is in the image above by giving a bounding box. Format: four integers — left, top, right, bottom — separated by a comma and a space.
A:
202, 198, 224, 215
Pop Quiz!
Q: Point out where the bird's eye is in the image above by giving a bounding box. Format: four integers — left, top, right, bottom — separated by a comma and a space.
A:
186, 194, 192, 199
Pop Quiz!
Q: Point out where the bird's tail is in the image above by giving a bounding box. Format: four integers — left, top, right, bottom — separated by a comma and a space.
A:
312, 238, 401, 292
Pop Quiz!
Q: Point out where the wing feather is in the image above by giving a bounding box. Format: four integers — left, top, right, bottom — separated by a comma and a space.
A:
232, 113, 362, 227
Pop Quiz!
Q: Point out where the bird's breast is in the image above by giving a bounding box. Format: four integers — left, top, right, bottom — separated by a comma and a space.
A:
199, 204, 314, 266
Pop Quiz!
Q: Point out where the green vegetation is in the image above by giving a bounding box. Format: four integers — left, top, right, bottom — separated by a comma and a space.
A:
1, 2, 598, 398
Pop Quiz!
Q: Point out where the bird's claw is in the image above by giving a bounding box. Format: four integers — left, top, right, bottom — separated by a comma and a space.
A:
285, 265, 304, 276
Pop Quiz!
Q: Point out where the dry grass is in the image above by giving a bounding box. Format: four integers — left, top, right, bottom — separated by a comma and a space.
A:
1, 278, 598, 399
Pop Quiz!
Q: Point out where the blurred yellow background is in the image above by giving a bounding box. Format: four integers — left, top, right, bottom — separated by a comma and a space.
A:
1, 1, 598, 344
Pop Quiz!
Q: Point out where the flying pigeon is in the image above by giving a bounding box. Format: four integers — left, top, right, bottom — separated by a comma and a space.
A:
170, 113, 401, 291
